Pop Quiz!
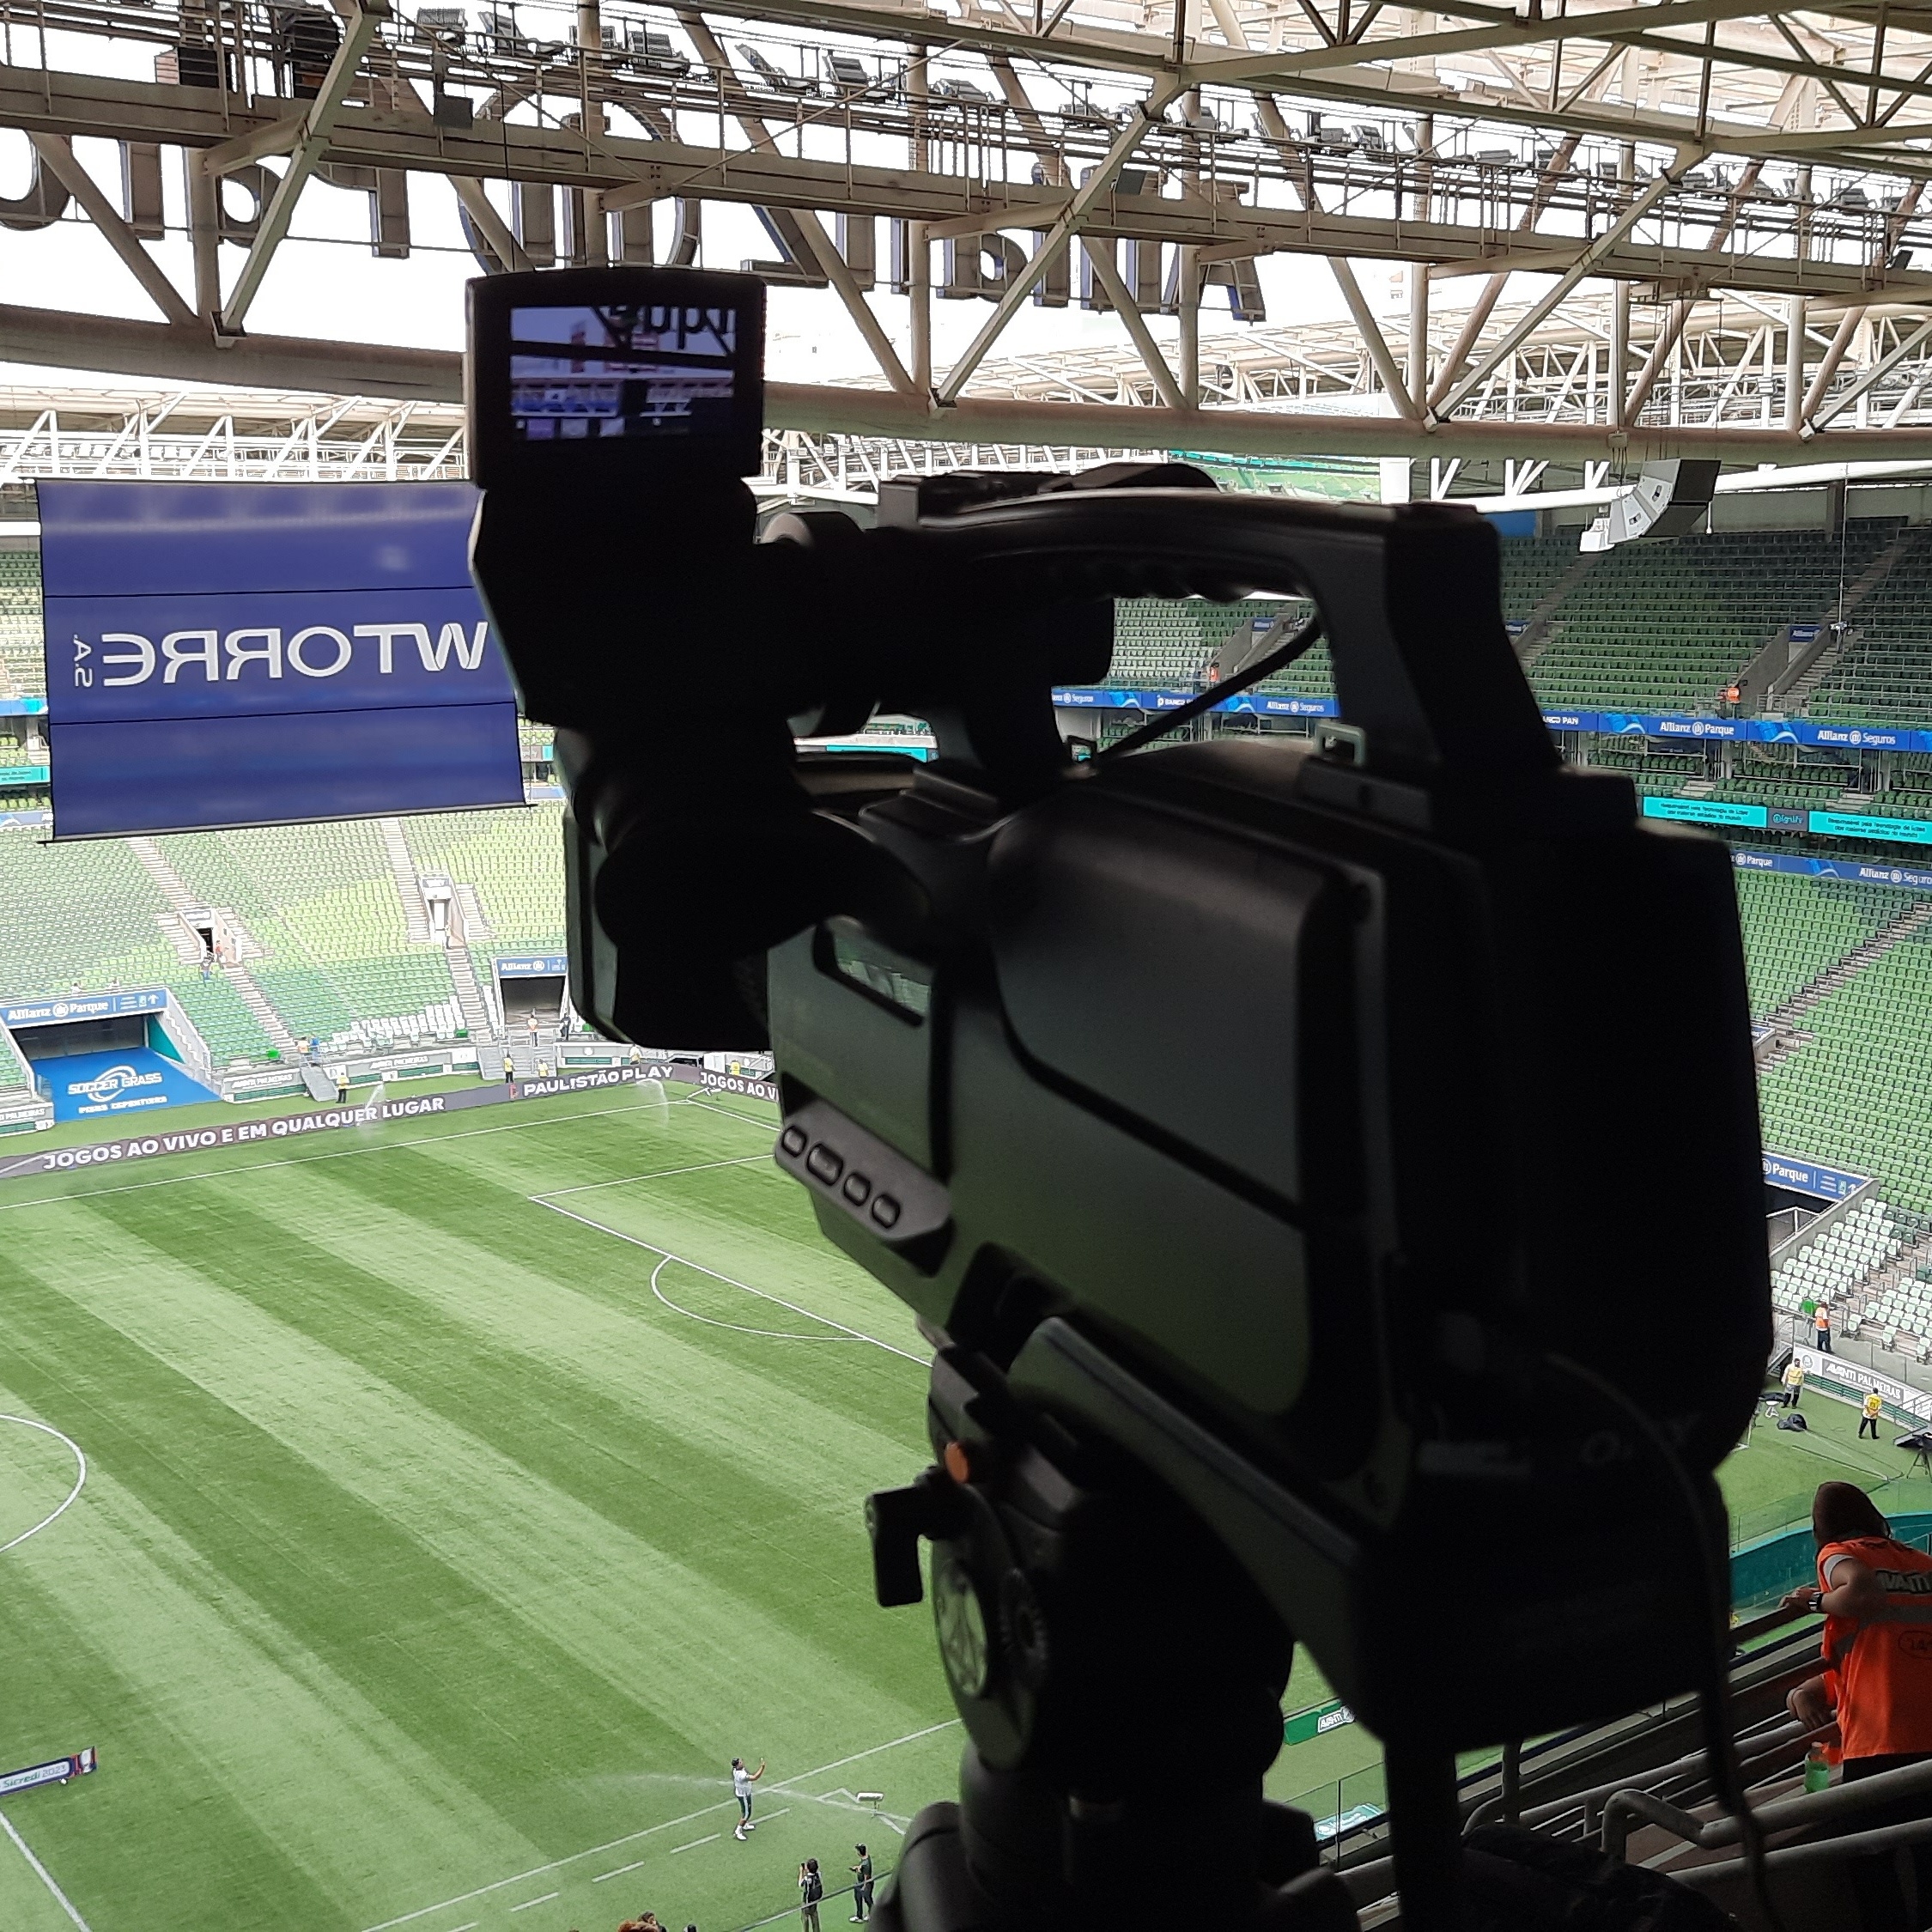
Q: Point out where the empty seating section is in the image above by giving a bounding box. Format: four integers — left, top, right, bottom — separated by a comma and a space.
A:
1759, 916, 1932, 1215
0, 550, 43, 699
1733, 872, 1899, 1015
1109, 598, 1335, 698
1528, 525, 1894, 714
0, 828, 273, 1072
1497, 532, 1578, 620
1703, 756, 1863, 813
155, 823, 457, 1045
401, 807, 568, 949
1770, 1195, 1913, 1329
1804, 526, 1932, 725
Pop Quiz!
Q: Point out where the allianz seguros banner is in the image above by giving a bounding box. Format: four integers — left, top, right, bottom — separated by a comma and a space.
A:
39, 481, 523, 836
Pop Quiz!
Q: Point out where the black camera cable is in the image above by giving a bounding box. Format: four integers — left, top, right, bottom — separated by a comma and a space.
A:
1540, 1351, 1786, 1932
1099, 608, 1324, 761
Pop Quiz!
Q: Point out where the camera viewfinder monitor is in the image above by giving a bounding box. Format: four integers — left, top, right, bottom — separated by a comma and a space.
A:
466, 266, 766, 489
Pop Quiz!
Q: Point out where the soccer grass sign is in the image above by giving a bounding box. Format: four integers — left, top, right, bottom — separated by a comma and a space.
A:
0, 1748, 96, 1797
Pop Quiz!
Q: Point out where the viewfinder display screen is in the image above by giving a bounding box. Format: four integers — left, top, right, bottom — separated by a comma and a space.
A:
508, 303, 742, 444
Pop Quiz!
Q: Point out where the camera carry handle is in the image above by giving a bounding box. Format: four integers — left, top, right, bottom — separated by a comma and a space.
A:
883, 490, 1559, 792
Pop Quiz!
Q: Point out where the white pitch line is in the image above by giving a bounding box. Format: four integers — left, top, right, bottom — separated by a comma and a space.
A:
671, 1834, 719, 1854
648, 1256, 850, 1345
532, 1200, 929, 1367
0, 1414, 87, 1556
0, 1094, 695, 1215
592, 1860, 649, 1884
534, 1155, 768, 1199
682, 1097, 784, 1131
509, 1893, 558, 1911
360, 1720, 961, 1932
0, 1807, 93, 1932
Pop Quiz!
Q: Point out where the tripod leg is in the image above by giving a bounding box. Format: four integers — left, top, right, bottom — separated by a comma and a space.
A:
1386, 1745, 1467, 1932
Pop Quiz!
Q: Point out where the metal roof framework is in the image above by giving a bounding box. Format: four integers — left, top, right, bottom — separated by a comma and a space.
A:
9, 0, 1932, 459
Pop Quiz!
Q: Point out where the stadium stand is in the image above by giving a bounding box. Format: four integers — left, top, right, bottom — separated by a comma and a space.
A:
1733, 872, 1907, 1014
1801, 524, 1932, 725
1108, 519, 1932, 728
398, 807, 565, 947
1759, 926, 1932, 1218
1527, 523, 1897, 714
0, 548, 43, 700
158, 823, 459, 1047
1770, 1194, 1913, 1327
0, 827, 275, 1072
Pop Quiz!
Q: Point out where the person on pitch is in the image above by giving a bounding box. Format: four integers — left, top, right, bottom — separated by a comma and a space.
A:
849, 1845, 873, 1922
732, 1756, 766, 1839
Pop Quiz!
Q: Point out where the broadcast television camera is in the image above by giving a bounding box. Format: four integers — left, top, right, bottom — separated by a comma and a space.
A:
467, 266, 1769, 1931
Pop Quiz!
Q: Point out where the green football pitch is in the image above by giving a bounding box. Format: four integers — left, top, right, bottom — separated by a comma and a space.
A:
0, 1083, 959, 1932
3, 1077, 1927, 1932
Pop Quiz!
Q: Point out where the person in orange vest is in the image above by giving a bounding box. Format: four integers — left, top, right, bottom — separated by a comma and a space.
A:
1784, 1482, 1932, 1931
1815, 1301, 1836, 1354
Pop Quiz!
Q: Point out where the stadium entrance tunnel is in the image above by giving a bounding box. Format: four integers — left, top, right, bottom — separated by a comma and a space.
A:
495, 956, 567, 1030
11, 1004, 218, 1121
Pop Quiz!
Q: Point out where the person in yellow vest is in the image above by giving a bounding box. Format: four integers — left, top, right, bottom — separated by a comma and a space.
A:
1861, 1390, 1886, 1441
1783, 1358, 1807, 1408
1815, 1302, 1836, 1354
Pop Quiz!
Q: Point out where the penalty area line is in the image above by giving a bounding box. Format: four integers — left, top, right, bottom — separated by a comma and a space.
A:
531, 1199, 930, 1367
0, 1807, 93, 1932
533, 1155, 768, 1200
360, 1719, 961, 1932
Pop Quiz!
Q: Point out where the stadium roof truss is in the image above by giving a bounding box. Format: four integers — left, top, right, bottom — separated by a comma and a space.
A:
13, 0, 1932, 461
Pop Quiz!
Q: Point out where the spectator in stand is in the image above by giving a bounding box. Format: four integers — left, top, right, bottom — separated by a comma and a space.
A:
1816, 1301, 1836, 1354
1783, 1482, 1932, 1932
1783, 1358, 1807, 1408
1862, 1390, 1886, 1441
799, 1860, 823, 1932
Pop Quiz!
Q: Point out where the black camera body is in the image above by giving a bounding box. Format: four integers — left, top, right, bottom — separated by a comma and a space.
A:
468, 267, 1769, 1930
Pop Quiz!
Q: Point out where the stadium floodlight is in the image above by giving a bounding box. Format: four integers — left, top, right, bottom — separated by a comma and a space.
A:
468, 265, 1770, 1932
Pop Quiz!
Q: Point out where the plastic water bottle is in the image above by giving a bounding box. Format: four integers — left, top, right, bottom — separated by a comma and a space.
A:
1804, 1744, 1832, 1794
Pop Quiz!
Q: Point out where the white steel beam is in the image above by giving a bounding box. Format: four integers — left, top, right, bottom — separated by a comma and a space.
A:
218, 0, 391, 335
26, 134, 195, 328
1431, 150, 1699, 422
937, 79, 1181, 405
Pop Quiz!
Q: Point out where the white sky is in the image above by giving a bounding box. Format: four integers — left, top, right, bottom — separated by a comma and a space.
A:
0, 125, 1388, 395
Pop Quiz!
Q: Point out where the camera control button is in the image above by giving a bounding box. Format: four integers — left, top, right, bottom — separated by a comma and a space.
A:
806, 1144, 844, 1184
841, 1172, 872, 1206
780, 1125, 808, 1157
870, 1194, 902, 1229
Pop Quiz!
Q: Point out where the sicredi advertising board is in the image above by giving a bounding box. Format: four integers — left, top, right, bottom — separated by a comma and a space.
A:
39, 481, 523, 835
